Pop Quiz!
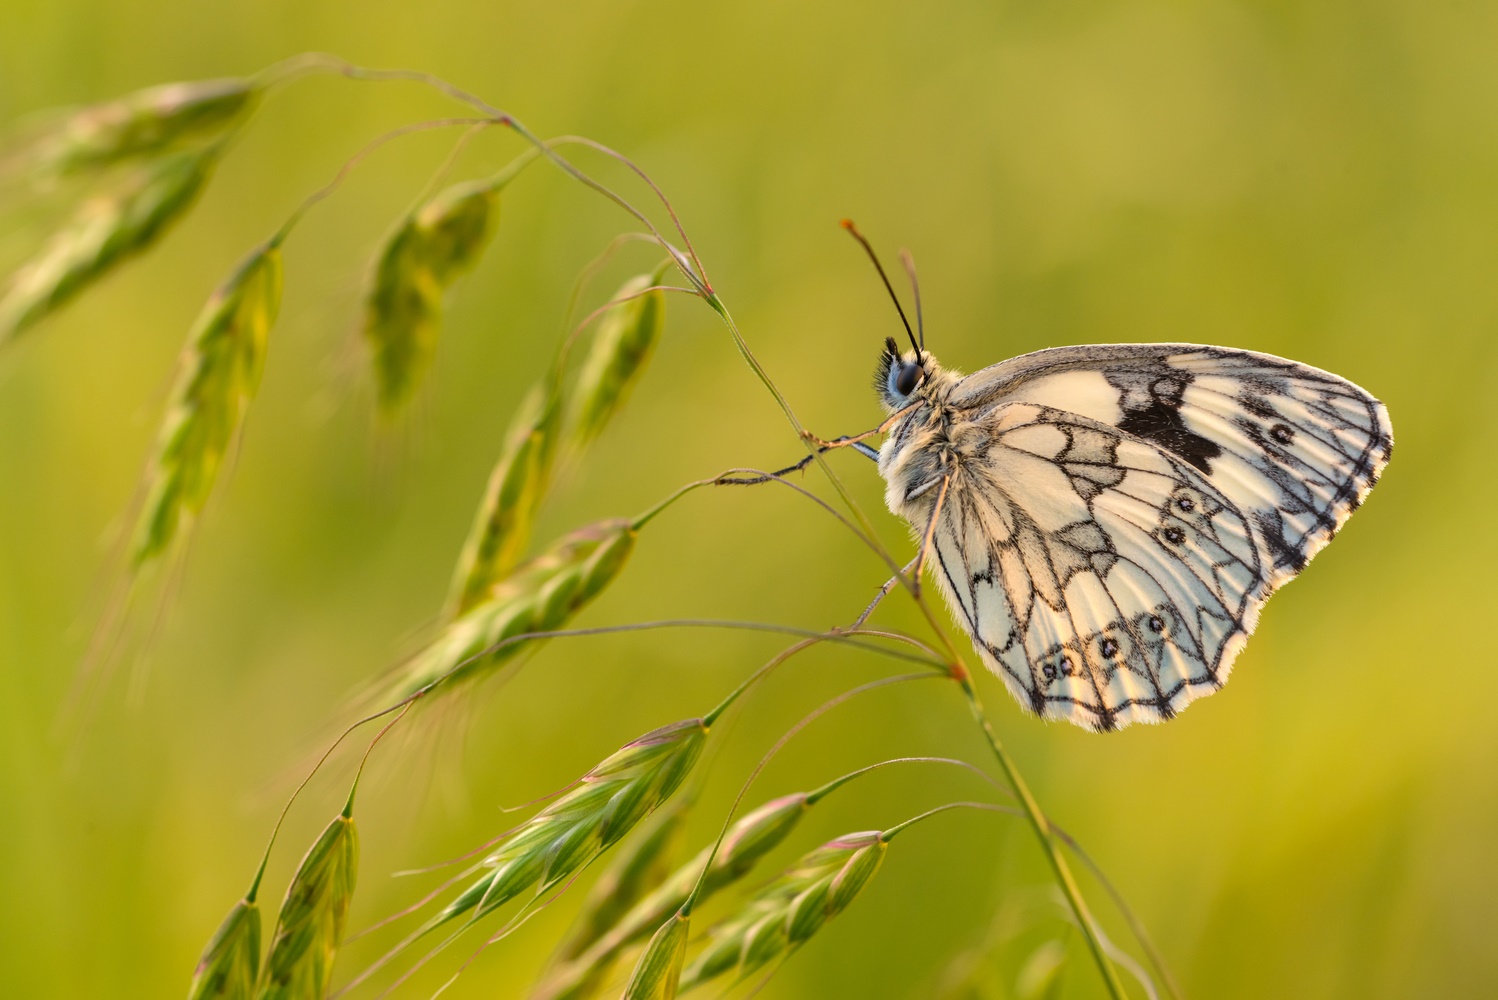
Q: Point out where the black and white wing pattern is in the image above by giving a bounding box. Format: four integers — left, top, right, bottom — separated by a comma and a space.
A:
881, 344, 1391, 730
947, 345, 1393, 588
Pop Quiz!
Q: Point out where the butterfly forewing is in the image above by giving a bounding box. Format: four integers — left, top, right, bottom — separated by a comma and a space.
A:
883, 344, 1391, 730
948, 345, 1392, 580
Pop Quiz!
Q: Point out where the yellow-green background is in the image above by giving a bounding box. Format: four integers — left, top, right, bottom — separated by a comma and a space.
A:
2, 1, 1493, 997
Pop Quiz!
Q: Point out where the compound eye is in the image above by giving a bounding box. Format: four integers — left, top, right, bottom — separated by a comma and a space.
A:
895, 363, 924, 396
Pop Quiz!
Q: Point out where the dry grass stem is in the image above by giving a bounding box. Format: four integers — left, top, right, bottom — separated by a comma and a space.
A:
187, 895, 262, 1000
257, 805, 359, 1000
363, 176, 501, 414
34, 78, 257, 176
132, 244, 282, 567
0, 146, 222, 343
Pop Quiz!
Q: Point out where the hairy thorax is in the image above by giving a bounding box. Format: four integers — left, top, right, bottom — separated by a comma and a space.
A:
877, 366, 976, 531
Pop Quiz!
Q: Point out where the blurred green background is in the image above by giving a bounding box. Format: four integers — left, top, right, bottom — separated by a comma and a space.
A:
2, 1, 1495, 997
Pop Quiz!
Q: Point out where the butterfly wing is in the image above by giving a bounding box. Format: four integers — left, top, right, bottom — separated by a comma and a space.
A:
925, 402, 1272, 729
946, 344, 1393, 584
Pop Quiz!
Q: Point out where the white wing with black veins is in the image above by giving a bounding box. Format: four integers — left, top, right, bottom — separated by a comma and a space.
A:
950, 345, 1393, 587
910, 344, 1391, 730
930, 403, 1273, 729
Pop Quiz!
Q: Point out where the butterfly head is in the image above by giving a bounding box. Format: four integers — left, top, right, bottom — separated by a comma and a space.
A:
875, 336, 938, 411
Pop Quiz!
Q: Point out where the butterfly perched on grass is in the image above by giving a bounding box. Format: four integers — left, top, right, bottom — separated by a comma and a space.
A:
835, 224, 1392, 732
875, 339, 1391, 731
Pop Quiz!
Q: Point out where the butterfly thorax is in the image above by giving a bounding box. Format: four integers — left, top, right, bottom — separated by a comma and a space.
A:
875, 352, 973, 530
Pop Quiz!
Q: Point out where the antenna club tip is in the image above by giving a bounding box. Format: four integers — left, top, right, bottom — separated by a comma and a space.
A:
840, 218, 858, 232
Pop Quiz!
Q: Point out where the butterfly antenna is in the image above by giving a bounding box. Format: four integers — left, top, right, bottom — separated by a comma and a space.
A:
841, 219, 921, 358
898, 248, 924, 350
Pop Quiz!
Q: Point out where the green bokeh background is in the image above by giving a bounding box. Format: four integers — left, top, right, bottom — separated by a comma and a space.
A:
2, 2, 1495, 997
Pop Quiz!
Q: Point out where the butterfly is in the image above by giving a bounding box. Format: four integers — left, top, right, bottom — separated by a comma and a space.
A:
871, 336, 1392, 731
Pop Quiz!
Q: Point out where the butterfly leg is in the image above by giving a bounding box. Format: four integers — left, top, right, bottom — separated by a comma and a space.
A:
715, 432, 879, 486
906, 474, 951, 600
801, 408, 907, 453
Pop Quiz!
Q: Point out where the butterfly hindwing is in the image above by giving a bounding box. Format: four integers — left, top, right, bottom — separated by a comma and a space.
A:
928, 403, 1269, 729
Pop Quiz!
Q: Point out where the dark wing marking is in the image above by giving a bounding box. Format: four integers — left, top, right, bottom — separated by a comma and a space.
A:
947, 344, 1392, 584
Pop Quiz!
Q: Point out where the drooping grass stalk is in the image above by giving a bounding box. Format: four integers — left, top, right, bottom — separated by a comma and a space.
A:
29, 55, 1154, 999
363, 175, 502, 414
389, 517, 638, 700
677, 828, 888, 993
549, 798, 692, 970
566, 262, 671, 449
336, 718, 711, 996
341, 630, 941, 997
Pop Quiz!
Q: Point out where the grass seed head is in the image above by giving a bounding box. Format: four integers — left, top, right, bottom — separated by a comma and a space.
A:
569, 267, 667, 450
37, 78, 257, 176
531, 794, 810, 1000
132, 245, 282, 567
363, 178, 499, 414
447, 381, 563, 616
431, 719, 707, 932
392, 519, 635, 699
187, 896, 261, 1000
553, 801, 689, 968
680, 831, 887, 991
1, 147, 220, 343
257, 810, 359, 1000
619, 911, 690, 1000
